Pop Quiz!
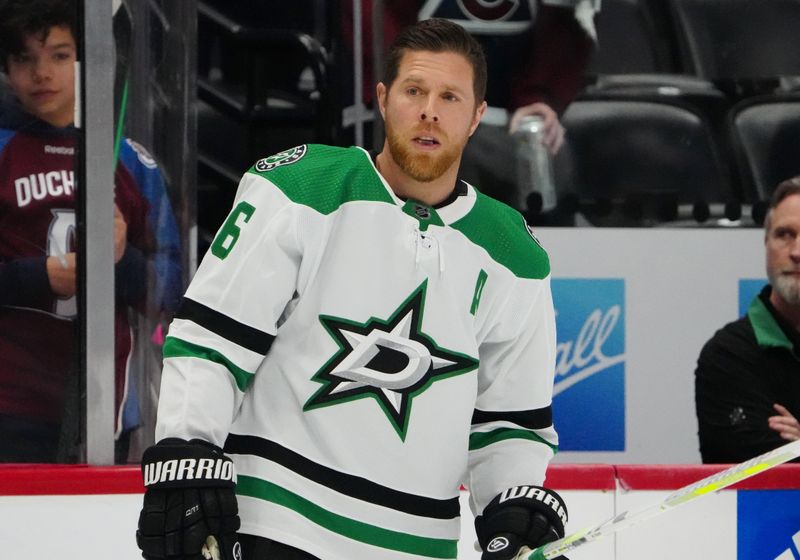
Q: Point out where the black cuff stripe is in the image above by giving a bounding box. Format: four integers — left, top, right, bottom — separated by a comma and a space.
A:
224, 434, 460, 520
471, 406, 553, 429
176, 297, 274, 355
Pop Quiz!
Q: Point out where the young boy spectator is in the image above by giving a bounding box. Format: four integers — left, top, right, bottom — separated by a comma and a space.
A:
0, 0, 182, 463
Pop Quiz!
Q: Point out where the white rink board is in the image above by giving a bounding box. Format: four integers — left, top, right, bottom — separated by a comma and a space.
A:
535, 228, 765, 465
0, 493, 144, 559
615, 490, 737, 560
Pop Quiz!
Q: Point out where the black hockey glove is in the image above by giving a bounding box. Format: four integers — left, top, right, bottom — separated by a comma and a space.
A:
136, 438, 241, 560
475, 485, 569, 560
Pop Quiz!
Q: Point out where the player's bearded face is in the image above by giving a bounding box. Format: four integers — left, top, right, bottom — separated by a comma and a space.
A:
379, 50, 483, 184
384, 108, 469, 183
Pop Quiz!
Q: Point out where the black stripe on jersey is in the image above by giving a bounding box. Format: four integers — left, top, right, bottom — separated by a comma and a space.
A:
225, 434, 460, 520
176, 297, 275, 355
471, 406, 553, 430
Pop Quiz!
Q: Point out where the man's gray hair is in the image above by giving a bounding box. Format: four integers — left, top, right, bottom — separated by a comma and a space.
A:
764, 176, 800, 233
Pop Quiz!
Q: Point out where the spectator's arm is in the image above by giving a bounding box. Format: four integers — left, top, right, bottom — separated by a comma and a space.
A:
769, 404, 800, 442
695, 334, 788, 463
115, 243, 148, 307
509, 4, 595, 114
0, 256, 59, 306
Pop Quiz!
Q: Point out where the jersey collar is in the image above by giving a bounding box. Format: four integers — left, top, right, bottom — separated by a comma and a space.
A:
361, 147, 477, 225
748, 286, 800, 358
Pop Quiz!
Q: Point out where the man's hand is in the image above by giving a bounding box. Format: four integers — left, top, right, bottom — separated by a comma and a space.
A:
46, 252, 77, 297
509, 102, 565, 155
114, 203, 128, 263
769, 403, 800, 442
137, 439, 241, 560
475, 485, 568, 560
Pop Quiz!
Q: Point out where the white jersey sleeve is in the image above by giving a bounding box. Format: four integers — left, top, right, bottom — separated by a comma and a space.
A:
466, 229, 558, 515
156, 166, 302, 447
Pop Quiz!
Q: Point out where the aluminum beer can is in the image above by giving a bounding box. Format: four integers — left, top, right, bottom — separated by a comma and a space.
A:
512, 115, 556, 213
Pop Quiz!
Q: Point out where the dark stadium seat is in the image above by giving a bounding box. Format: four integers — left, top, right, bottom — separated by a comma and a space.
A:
669, 0, 800, 89
197, 1, 334, 162
196, 0, 335, 246
589, 0, 681, 76
728, 95, 800, 203
554, 99, 734, 226
584, 0, 731, 153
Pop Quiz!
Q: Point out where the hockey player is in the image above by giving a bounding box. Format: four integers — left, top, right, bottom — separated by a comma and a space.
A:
137, 18, 567, 560
0, 0, 182, 462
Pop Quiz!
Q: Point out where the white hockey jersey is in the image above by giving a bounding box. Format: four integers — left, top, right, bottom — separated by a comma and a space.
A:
156, 144, 558, 560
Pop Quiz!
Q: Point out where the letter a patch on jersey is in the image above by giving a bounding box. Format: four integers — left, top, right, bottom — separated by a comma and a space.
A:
304, 281, 479, 440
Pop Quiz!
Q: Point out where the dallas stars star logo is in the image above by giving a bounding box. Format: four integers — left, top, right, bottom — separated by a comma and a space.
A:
303, 281, 479, 440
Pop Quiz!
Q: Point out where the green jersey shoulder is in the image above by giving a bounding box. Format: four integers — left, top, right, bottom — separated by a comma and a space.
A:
453, 188, 550, 280
247, 144, 393, 214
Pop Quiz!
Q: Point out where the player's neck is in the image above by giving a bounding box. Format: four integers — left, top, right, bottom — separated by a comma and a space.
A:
375, 148, 459, 207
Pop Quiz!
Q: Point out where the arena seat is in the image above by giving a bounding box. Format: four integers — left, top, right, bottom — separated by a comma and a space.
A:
728, 95, 800, 203
669, 0, 800, 89
196, 0, 335, 245
554, 99, 734, 226
583, 0, 731, 156
589, 0, 680, 76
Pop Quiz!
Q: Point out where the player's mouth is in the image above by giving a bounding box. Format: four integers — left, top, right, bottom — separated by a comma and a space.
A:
412, 135, 441, 150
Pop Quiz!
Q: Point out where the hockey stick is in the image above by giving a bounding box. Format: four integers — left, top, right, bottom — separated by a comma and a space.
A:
517, 438, 800, 560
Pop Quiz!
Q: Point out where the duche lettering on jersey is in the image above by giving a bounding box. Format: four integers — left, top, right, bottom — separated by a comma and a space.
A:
15, 170, 75, 207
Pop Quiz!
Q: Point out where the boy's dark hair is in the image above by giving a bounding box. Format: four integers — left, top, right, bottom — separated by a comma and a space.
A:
0, 0, 77, 72
382, 18, 487, 105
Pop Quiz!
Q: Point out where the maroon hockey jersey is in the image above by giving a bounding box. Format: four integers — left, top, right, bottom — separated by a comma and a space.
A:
0, 124, 149, 427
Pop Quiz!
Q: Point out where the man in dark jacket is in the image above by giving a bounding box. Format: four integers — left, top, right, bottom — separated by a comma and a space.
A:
695, 176, 800, 463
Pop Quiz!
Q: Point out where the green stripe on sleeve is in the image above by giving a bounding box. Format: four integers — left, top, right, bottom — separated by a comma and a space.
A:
236, 476, 458, 559
469, 428, 558, 454
163, 336, 254, 391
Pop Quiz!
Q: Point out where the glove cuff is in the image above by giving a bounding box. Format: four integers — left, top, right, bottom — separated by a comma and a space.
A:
142, 438, 236, 489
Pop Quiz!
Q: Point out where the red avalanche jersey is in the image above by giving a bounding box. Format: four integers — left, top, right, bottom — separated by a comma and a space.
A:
0, 127, 149, 424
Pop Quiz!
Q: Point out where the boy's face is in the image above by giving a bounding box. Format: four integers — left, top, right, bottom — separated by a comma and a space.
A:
6, 25, 76, 127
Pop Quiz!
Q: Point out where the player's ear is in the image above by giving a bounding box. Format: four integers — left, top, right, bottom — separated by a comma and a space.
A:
376, 82, 387, 120
469, 100, 487, 136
